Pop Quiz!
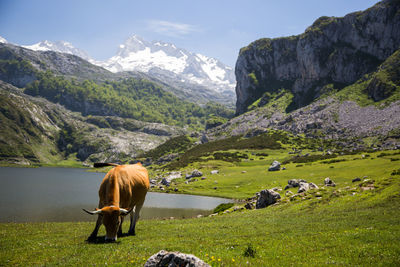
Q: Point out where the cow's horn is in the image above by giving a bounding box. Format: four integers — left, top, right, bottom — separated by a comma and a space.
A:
119, 208, 132, 215
82, 208, 102, 215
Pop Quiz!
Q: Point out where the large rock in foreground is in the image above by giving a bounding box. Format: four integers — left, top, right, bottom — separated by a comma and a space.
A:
144, 250, 210, 267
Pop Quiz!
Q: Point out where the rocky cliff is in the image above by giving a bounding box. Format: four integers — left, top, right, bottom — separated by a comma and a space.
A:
235, 0, 400, 114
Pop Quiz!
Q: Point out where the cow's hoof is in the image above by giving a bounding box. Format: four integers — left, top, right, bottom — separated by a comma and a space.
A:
86, 235, 97, 242
128, 231, 136, 236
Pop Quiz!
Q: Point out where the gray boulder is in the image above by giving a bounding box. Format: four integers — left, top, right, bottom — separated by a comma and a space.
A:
210, 170, 219, 174
298, 182, 319, 193
324, 177, 336, 187
268, 161, 281, 171
191, 169, 203, 177
256, 189, 281, 209
161, 178, 170, 187
298, 182, 310, 193
144, 250, 210, 267
284, 179, 307, 190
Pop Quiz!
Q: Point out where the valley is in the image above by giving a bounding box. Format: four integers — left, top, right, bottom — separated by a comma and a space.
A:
0, 0, 399, 266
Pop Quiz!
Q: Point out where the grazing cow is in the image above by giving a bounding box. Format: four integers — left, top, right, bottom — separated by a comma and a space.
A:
83, 162, 149, 242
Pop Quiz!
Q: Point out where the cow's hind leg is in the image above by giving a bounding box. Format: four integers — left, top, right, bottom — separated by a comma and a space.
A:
128, 201, 144, 236
87, 215, 102, 242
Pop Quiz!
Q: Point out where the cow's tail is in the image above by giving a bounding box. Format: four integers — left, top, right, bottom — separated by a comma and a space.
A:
93, 163, 119, 168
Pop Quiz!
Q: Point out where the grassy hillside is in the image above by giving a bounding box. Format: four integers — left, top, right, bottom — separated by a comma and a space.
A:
24, 71, 201, 128
1, 149, 399, 266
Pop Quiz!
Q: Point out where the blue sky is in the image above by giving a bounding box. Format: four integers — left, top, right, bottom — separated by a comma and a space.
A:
0, 0, 379, 66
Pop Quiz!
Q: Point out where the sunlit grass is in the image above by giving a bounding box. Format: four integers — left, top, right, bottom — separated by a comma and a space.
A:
1, 149, 399, 266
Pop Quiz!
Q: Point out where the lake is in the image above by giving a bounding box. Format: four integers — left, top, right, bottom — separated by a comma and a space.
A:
0, 167, 232, 222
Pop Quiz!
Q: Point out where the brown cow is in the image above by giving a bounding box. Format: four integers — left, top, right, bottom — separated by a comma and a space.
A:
83, 162, 149, 242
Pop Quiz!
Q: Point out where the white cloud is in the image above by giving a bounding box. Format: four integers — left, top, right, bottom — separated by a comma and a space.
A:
146, 20, 200, 37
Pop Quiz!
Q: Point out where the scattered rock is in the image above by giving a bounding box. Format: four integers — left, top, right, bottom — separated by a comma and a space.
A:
233, 206, 244, 211
268, 161, 281, 171
165, 171, 182, 180
298, 182, 310, 193
282, 167, 286, 170
359, 179, 375, 191
256, 189, 281, 209
185, 174, 192, 179
298, 182, 318, 193
213, 187, 218, 190
191, 169, 203, 177
201, 177, 206, 180
242, 171, 247, 173
174, 188, 179, 192
144, 250, 210, 267
244, 202, 254, 210
285, 190, 294, 197
156, 153, 179, 165
161, 178, 170, 187
210, 170, 219, 174
352, 177, 362, 183
324, 177, 336, 187
309, 183, 319, 190
284, 179, 307, 190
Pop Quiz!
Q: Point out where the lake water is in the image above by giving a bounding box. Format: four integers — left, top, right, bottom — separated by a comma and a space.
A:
0, 167, 232, 222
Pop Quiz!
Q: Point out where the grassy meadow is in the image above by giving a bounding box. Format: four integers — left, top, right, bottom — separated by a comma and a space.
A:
1, 149, 400, 266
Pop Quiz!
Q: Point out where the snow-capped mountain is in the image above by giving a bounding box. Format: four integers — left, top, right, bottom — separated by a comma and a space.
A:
0, 36, 7, 43
98, 35, 236, 95
23, 40, 91, 61
18, 35, 236, 105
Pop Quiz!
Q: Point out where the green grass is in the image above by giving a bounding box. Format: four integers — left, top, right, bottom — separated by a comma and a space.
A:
1, 149, 400, 266
155, 149, 399, 199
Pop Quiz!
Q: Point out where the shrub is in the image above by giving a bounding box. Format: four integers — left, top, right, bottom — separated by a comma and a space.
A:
213, 203, 234, 214
243, 244, 256, 258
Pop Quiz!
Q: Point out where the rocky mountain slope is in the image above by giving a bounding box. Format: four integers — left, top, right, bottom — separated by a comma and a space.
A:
235, 0, 400, 114
0, 80, 184, 165
205, 0, 400, 150
0, 42, 118, 85
23, 40, 92, 61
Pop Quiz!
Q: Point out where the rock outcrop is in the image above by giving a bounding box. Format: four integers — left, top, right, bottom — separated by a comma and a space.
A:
235, 0, 400, 114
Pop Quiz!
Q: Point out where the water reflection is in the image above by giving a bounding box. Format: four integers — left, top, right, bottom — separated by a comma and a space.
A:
0, 167, 231, 222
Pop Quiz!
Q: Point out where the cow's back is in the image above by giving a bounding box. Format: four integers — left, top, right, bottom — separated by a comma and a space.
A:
98, 163, 149, 209
117, 164, 149, 209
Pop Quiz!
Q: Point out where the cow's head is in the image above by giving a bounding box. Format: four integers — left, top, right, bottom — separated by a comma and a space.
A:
83, 206, 131, 241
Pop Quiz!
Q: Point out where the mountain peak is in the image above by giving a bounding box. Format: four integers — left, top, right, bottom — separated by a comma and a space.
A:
102, 34, 236, 96
0, 36, 7, 43
23, 40, 91, 61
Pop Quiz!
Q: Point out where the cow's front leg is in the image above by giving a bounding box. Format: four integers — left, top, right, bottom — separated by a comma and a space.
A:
118, 217, 124, 237
87, 215, 102, 242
